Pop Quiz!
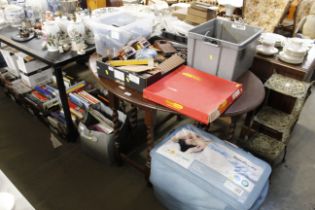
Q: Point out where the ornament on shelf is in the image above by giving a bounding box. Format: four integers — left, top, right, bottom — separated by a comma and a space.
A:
67, 20, 87, 54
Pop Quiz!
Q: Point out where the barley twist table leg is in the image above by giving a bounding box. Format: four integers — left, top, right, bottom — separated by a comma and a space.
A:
144, 108, 156, 182
109, 92, 122, 165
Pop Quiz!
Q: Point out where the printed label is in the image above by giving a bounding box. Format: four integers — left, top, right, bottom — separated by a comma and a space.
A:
197, 144, 263, 182
124, 92, 132, 96
157, 140, 194, 169
165, 100, 184, 110
218, 100, 228, 112
128, 74, 140, 85
232, 23, 246, 31
111, 30, 120, 40
114, 70, 124, 81
224, 180, 244, 197
210, 109, 221, 122
182, 72, 202, 81
232, 89, 241, 100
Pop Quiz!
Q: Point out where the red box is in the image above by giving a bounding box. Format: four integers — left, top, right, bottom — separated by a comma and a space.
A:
143, 65, 243, 124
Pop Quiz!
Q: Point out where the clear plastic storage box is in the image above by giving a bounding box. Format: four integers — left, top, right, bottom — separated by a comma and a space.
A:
89, 11, 154, 57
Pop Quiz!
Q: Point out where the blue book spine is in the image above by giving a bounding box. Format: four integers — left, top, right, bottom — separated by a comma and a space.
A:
69, 93, 85, 108
73, 93, 90, 109
34, 86, 53, 99
45, 85, 59, 97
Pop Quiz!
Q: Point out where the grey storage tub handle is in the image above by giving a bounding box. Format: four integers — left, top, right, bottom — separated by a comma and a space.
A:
202, 31, 220, 47
79, 124, 98, 142
81, 131, 98, 142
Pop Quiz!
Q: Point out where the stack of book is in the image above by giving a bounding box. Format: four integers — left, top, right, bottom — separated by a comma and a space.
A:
88, 108, 114, 134
47, 110, 73, 137
68, 90, 101, 119
24, 85, 60, 111
69, 90, 101, 109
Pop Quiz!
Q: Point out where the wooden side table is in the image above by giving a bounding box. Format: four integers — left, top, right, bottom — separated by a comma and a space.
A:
89, 54, 265, 181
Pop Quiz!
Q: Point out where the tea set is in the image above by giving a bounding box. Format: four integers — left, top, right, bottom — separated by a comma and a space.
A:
1, 2, 94, 55
257, 32, 314, 65
278, 38, 310, 64
41, 10, 94, 54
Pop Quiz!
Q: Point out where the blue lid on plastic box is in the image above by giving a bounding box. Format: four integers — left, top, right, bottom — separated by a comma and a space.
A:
150, 124, 271, 210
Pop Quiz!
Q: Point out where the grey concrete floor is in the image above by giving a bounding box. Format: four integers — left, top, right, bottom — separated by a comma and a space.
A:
0, 86, 315, 210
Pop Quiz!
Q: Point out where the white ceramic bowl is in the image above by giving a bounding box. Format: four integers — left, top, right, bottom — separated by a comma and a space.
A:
278, 51, 304, 64
283, 47, 306, 59
282, 38, 313, 51
260, 33, 286, 47
256, 45, 278, 56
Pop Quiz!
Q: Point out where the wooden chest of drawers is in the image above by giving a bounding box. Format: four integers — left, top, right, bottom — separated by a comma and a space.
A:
251, 47, 315, 82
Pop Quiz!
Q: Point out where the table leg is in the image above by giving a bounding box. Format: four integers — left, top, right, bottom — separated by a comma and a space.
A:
129, 104, 138, 129
227, 116, 240, 144
108, 92, 122, 165
195, 122, 209, 131
245, 111, 255, 127
54, 66, 78, 142
144, 108, 156, 182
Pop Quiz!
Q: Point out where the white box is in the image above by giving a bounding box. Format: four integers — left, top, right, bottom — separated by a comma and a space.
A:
18, 59, 48, 75
20, 67, 53, 88
0, 48, 19, 77
15, 52, 36, 74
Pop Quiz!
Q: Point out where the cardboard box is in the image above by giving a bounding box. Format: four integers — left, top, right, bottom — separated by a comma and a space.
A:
20, 67, 53, 88
188, 7, 213, 19
191, 2, 211, 12
143, 65, 243, 124
97, 57, 162, 92
186, 14, 208, 25
97, 53, 185, 92
172, 8, 188, 20
18, 59, 47, 75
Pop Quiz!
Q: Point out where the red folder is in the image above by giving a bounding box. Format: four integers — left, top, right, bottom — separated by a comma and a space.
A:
143, 65, 243, 124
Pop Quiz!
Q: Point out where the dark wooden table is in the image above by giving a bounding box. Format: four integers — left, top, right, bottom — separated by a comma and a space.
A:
224, 71, 265, 140
0, 26, 96, 141
89, 54, 265, 180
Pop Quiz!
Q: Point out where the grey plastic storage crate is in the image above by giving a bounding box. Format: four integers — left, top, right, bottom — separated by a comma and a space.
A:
187, 18, 262, 80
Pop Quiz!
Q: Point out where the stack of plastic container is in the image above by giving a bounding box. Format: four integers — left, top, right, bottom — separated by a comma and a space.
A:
89, 10, 154, 57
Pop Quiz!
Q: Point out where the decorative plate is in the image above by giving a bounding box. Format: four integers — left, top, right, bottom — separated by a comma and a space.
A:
11, 32, 35, 42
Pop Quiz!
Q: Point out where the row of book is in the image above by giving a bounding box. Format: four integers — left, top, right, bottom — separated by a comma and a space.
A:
24, 85, 60, 111
1, 68, 116, 139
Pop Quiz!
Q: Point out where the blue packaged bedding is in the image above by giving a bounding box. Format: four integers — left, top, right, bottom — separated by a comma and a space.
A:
150, 124, 271, 210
